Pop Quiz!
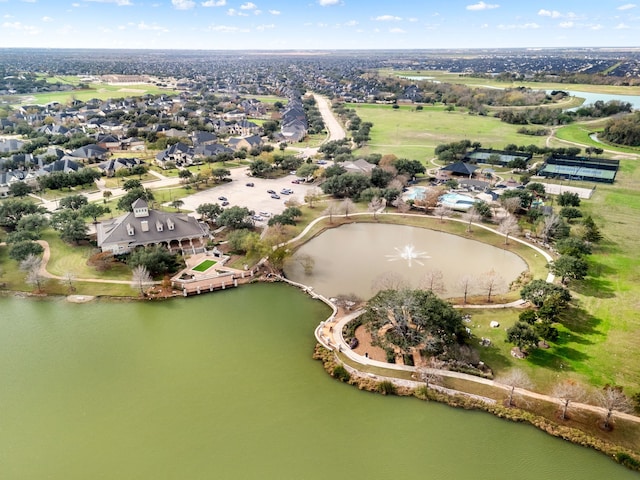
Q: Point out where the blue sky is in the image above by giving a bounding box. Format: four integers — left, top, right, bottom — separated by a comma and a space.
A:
1, 0, 639, 50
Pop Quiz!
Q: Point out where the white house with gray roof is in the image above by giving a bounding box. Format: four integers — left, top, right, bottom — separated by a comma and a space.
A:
96, 199, 210, 255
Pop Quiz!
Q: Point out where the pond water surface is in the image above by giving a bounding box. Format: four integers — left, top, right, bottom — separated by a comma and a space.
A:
285, 223, 527, 299
0, 286, 636, 479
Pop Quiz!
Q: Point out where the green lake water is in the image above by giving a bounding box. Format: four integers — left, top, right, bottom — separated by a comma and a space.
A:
0, 284, 636, 479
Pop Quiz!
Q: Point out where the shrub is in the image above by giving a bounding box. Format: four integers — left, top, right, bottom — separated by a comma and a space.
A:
385, 349, 396, 363
377, 380, 397, 395
616, 452, 640, 471
332, 365, 351, 382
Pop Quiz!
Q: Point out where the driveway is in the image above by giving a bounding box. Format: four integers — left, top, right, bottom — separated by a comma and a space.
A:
178, 167, 321, 223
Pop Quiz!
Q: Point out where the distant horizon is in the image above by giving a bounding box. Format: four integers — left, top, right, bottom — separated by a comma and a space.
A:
2, 46, 640, 52
0, 1, 638, 50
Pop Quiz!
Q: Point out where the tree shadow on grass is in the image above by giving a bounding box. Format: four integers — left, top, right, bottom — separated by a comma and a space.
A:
527, 345, 589, 371
571, 276, 616, 299
588, 259, 617, 277
558, 306, 603, 337
554, 329, 593, 346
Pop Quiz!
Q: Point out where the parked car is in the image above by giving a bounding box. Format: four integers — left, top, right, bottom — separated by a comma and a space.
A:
267, 189, 276, 194
221, 201, 229, 206
291, 179, 300, 184
270, 194, 280, 199
259, 211, 271, 217
246, 182, 254, 187
252, 215, 264, 221
218, 196, 227, 201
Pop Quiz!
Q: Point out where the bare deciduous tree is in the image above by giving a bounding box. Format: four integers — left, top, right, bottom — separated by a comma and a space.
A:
501, 196, 522, 215
594, 385, 634, 430
340, 198, 355, 218
498, 214, 520, 245
284, 196, 300, 208
304, 188, 322, 208
419, 269, 446, 295
480, 268, 505, 303
551, 380, 585, 420
368, 196, 384, 220
433, 204, 453, 222
457, 274, 474, 305
417, 358, 445, 389
392, 197, 410, 216
541, 213, 562, 243
322, 201, 340, 223
131, 265, 153, 296
20, 254, 45, 291
499, 369, 533, 407
63, 270, 76, 292
462, 207, 481, 233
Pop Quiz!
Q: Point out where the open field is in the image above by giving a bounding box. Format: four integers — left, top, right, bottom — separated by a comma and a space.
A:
11, 81, 177, 107
384, 69, 640, 96
351, 103, 548, 160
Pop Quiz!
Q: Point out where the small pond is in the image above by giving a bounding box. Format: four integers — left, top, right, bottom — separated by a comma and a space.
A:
284, 223, 527, 299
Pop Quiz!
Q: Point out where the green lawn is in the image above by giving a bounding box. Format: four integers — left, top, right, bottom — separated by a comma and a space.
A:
352, 104, 548, 160
11, 82, 177, 107
192, 259, 217, 272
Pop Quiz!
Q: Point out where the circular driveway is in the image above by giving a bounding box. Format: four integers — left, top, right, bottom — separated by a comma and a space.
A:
179, 166, 321, 223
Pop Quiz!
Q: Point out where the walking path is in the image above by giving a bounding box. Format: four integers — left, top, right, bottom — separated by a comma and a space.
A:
309, 286, 640, 426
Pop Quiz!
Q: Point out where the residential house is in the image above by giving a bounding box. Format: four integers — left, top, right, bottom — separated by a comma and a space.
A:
342, 159, 376, 175
97, 157, 145, 177
227, 135, 262, 152
228, 119, 261, 137
193, 143, 233, 160
69, 144, 110, 163
155, 142, 194, 168
191, 131, 218, 146
0, 138, 24, 153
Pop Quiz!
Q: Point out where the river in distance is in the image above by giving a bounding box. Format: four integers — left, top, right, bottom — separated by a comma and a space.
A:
0, 284, 635, 479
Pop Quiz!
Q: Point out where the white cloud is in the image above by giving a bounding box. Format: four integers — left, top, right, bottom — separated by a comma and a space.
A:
171, 0, 195, 10
209, 25, 244, 32
137, 21, 168, 32
559, 21, 574, 28
497, 22, 540, 30
374, 15, 402, 21
268, 9, 280, 15
42, 16, 54, 22
2, 21, 40, 34
617, 3, 636, 10
538, 9, 561, 18
466, 2, 499, 11
202, 0, 226, 6
21, 0, 37, 3
407, 17, 418, 22
318, 0, 339, 6
343, 20, 358, 26
589, 24, 603, 30
227, 8, 248, 16
83, 0, 133, 5
389, 28, 405, 33
240, 2, 256, 9
255, 23, 274, 31
614, 22, 630, 29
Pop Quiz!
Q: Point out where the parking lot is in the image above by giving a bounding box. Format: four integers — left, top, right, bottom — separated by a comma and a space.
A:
178, 166, 321, 224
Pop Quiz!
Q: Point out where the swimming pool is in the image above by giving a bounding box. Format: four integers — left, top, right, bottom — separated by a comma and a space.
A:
439, 192, 477, 211
405, 186, 427, 201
